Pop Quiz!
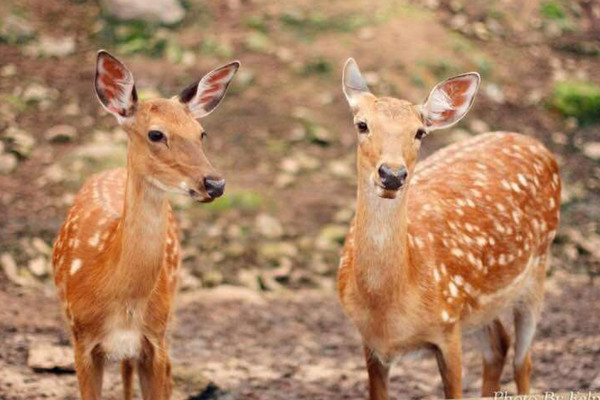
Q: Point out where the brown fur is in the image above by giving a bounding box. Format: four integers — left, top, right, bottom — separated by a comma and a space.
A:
338, 93, 560, 399
53, 97, 223, 399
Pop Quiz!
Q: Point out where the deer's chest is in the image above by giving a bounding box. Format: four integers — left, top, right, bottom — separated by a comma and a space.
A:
342, 284, 428, 362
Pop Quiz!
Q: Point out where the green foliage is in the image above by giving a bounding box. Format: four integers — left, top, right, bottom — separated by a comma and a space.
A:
423, 60, 460, 81
199, 37, 234, 58
300, 56, 332, 76
205, 190, 265, 213
550, 81, 600, 124
540, 1, 566, 20
243, 32, 273, 53
244, 15, 270, 33
95, 20, 168, 57
280, 10, 367, 39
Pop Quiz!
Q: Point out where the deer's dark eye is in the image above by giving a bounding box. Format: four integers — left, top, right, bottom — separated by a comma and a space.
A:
201, 131, 208, 141
415, 128, 427, 140
356, 121, 369, 134
148, 130, 165, 142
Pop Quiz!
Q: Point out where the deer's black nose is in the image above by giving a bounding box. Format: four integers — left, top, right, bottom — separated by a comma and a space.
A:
204, 177, 225, 198
378, 164, 407, 191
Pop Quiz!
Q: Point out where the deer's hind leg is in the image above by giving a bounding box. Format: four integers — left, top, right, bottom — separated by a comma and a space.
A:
121, 359, 135, 400
478, 319, 510, 397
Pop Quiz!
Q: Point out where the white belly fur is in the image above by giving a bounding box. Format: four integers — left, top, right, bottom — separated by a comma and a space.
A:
102, 328, 142, 360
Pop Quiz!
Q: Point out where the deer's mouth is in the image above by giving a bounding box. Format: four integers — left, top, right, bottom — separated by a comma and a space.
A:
188, 189, 214, 203
376, 184, 401, 199
372, 177, 403, 199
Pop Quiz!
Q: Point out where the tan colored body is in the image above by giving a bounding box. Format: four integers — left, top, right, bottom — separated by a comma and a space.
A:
52, 51, 239, 399
53, 168, 179, 398
339, 132, 560, 398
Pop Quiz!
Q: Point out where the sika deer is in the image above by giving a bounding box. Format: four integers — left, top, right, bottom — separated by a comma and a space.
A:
52, 51, 239, 399
337, 59, 560, 399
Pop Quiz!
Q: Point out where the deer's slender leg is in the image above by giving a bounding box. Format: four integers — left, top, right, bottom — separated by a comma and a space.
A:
514, 307, 537, 394
479, 319, 510, 397
121, 359, 135, 400
435, 324, 463, 399
74, 343, 104, 400
364, 344, 390, 400
138, 337, 170, 400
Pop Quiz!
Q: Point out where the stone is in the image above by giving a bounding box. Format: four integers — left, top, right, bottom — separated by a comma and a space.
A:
46, 124, 77, 143
310, 126, 333, 144
100, 0, 185, 25
258, 242, 298, 260
28, 256, 48, 277
28, 343, 75, 373
4, 127, 35, 158
274, 173, 295, 188
31, 238, 51, 256
0, 14, 35, 44
0, 153, 18, 174
172, 364, 214, 395
255, 214, 284, 239
328, 159, 353, 179
0, 64, 17, 78
34, 36, 76, 57
449, 14, 468, 31
294, 152, 320, 170
468, 119, 490, 134
280, 157, 300, 174
237, 269, 262, 291
315, 225, 348, 251
22, 83, 58, 103
483, 83, 505, 104
582, 142, 600, 160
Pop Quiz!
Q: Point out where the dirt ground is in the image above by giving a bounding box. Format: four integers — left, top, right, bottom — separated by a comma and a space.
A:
1, 0, 599, 399
0, 272, 599, 400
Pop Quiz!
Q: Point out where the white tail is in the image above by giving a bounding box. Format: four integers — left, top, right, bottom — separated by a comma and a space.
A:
52, 50, 239, 399
337, 58, 560, 399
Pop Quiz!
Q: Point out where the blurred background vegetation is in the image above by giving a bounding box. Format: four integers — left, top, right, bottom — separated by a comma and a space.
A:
0, 0, 599, 398
2, 0, 599, 290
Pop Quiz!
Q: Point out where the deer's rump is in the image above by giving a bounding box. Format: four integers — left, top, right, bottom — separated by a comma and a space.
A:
407, 132, 560, 310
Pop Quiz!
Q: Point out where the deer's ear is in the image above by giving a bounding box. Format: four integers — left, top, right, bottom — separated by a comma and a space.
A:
421, 72, 480, 131
179, 61, 240, 119
342, 58, 370, 110
94, 50, 138, 123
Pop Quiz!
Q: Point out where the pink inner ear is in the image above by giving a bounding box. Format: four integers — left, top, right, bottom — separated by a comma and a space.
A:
203, 85, 222, 95
102, 58, 125, 80
441, 79, 472, 108
207, 68, 232, 84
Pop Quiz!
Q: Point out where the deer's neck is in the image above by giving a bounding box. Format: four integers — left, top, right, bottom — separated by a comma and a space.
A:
113, 160, 169, 299
354, 178, 411, 303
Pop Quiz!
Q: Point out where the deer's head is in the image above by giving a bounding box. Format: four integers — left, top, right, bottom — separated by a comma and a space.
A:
342, 58, 480, 199
94, 50, 239, 202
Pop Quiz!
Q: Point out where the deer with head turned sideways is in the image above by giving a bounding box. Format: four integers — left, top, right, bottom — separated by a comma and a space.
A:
337, 59, 560, 399
52, 51, 239, 399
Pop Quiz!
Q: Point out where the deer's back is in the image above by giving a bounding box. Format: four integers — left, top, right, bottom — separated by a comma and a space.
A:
407, 132, 560, 323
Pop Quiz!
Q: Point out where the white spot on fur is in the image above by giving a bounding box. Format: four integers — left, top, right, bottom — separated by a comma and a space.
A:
70, 259, 83, 275
448, 281, 459, 297
517, 174, 528, 186
451, 248, 464, 257
476, 236, 487, 247
88, 232, 100, 248
414, 237, 425, 249
441, 310, 450, 322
